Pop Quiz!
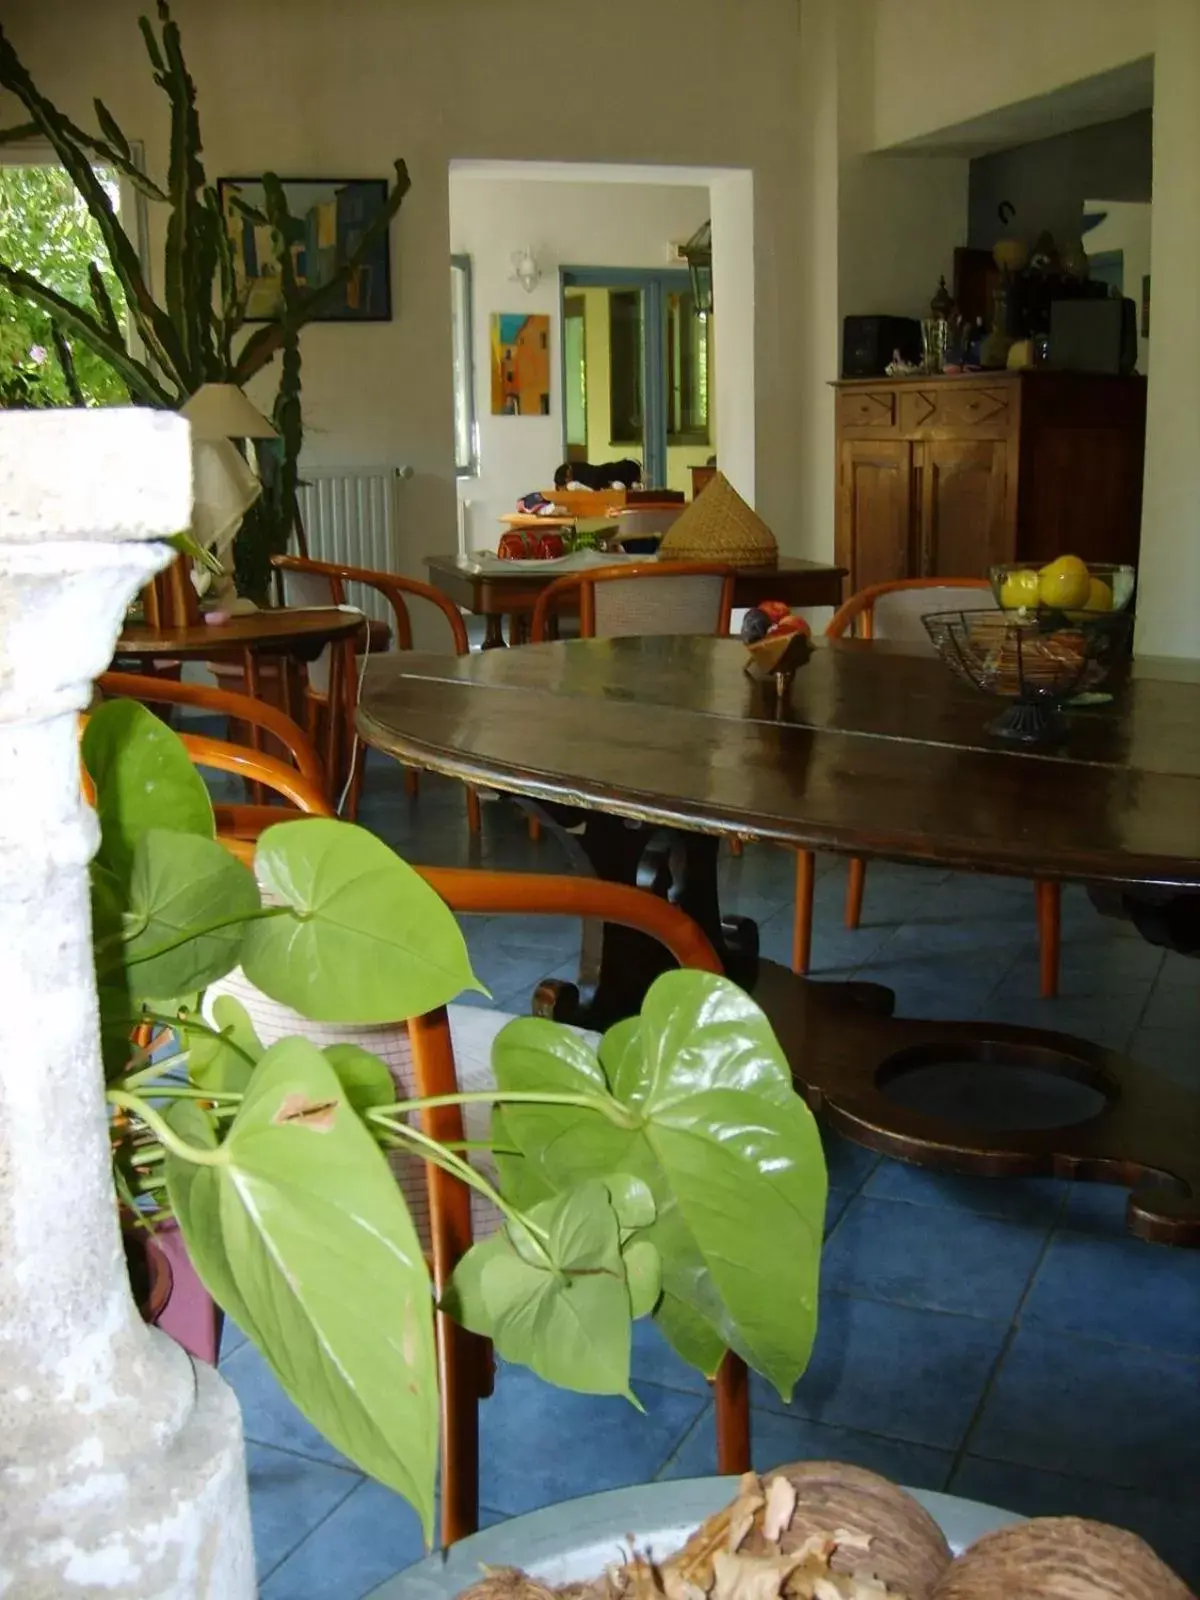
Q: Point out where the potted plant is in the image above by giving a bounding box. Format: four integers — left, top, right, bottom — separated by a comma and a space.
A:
84, 697, 827, 1538
0, 3, 409, 603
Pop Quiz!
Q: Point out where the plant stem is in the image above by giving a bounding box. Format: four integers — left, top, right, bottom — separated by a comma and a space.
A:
140, 1085, 243, 1102
106, 1091, 225, 1167
381, 1088, 635, 1127
369, 1114, 551, 1253
123, 904, 291, 970
116, 1051, 190, 1092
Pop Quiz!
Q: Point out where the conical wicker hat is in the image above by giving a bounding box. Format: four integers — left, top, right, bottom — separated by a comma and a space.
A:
658, 472, 778, 568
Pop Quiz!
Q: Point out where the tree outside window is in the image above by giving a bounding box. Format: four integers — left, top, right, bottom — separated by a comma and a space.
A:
0, 164, 128, 407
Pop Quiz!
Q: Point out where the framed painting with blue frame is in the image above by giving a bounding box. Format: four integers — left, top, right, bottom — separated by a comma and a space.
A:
217, 176, 392, 322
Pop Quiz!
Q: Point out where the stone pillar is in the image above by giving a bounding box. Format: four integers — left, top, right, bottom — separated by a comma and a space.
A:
0, 409, 255, 1597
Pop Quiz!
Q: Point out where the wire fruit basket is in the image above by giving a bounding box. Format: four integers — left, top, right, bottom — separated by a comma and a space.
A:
922, 608, 1133, 744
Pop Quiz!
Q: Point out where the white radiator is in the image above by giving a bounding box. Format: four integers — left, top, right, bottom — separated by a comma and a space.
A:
296, 465, 404, 623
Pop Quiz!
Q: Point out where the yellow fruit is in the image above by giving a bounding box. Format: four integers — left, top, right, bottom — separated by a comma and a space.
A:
1038, 555, 1091, 610
1085, 575, 1112, 612
999, 568, 1041, 609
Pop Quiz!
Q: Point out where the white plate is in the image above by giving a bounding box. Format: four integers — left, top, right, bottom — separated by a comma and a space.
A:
368, 1476, 1023, 1599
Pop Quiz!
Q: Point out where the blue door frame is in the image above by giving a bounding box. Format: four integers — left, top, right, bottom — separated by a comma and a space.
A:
560, 265, 691, 488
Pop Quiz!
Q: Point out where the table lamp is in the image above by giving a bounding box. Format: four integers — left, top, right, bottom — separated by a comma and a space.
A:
179, 383, 278, 611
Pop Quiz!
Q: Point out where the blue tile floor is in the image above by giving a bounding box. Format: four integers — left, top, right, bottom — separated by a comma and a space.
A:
218, 756, 1199, 1597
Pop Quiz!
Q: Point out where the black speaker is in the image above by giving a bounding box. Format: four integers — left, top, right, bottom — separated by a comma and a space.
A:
1049, 298, 1139, 375
842, 315, 923, 378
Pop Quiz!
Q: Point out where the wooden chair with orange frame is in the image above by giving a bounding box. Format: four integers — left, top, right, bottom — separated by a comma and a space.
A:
530, 559, 736, 643
87, 695, 755, 1547
789, 578, 1063, 999
528, 560, 737, 842
271, 551, 482, 832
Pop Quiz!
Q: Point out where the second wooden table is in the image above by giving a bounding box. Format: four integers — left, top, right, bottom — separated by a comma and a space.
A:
425, 553, 847, 646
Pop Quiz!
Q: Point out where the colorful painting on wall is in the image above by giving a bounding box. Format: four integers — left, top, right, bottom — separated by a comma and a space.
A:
217, 177, 392, 322
490, 312, 550, 415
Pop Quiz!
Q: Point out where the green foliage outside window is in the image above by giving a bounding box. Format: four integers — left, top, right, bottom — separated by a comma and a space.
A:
0, 164, 128, 407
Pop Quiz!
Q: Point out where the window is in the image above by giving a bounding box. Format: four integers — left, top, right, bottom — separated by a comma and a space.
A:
450, 254, 478, 476
608, 287, 644, 445
0, 141, 145, 407
608, 281, 709, 449
666, 288, 709, 444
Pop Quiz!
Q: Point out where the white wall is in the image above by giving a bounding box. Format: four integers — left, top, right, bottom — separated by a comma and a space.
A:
1085, 200, 1152, 373
448, 175, 709, 548
3, 0, 805, 589
869, 0, 1152, 152
1137, 0, 1200, 659
790, 0, 969, 575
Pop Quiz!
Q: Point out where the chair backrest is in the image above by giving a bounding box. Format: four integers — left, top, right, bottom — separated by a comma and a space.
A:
827, 578, 994, 647
96, 671, 326, 793
531, 561, 735, 642
274, 555, 470, 656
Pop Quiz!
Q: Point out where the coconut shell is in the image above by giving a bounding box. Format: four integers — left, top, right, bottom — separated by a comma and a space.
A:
455, 1569, 559, 1600
931, 1516, 1195, 1599
742, 1462, 952, 1598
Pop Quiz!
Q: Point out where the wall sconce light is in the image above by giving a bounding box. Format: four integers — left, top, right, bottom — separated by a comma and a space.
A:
681, 219, 713, 320
510, 246, 541, 294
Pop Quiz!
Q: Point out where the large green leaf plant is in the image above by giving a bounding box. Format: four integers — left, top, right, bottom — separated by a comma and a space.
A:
88, 700, 826, 1540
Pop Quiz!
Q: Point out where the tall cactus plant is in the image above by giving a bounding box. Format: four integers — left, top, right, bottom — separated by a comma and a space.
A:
0, 1, 410, 602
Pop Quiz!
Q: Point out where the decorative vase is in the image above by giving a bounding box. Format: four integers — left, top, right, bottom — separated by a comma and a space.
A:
980, 281, 1013, 369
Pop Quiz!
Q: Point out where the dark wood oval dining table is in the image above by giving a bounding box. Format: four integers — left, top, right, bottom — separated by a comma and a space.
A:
358, 635, 1200, 1245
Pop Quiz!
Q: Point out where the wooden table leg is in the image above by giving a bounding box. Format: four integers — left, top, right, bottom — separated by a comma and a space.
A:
528, 807, 761, 1030
482, 615, 506, 650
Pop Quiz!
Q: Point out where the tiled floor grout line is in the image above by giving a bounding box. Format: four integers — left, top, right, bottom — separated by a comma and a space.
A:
257, 1470, 363, 1583
240, 1435, 365, 1477
1123, 957, 1165, 1047
943, 1211, 1065, 1487
651, 1400, 715, 1481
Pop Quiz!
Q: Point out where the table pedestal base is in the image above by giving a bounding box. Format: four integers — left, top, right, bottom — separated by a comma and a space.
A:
526, 809, 1199, 1248
752, 962, 1199, 1248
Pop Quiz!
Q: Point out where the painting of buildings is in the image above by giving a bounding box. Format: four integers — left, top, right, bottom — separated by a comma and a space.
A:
490, 312, 551, 415
218, 177, 392, 322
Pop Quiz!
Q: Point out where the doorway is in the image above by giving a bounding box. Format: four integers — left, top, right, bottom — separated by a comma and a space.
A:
560, 267, 712, 493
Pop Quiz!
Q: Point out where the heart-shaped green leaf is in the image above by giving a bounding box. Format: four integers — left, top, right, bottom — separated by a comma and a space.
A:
82, 699, 214, 884
241, 820, 484, 1022
444, 1180, 633, 1398
324, 1043, 397, 1114
622, 1237, 662, 1320
188, 995, 263, 1094
122, 830, 261, 1003
164, 1035, 438, 1537
492, 973, 826, 1400
603, 1173, 657, 1234
490, 1107, 555, 1210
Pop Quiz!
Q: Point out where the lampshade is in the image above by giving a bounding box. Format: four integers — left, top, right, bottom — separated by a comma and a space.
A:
181, 382, 277, 440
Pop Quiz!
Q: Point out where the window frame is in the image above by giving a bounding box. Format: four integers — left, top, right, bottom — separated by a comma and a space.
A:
451, 252, 479, 478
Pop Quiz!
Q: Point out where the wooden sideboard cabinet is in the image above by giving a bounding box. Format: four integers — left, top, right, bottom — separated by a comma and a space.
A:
833, 372, 1147, 593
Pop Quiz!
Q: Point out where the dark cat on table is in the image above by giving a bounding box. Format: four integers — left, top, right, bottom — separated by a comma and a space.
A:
554, 459, 643, 491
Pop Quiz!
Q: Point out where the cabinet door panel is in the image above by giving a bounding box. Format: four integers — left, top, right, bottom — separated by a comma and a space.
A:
923, 439, 1009, 578
837, 440, 913, 593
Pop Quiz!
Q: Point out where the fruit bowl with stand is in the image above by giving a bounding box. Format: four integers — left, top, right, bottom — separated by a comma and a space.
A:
922, 607, 1133, 745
